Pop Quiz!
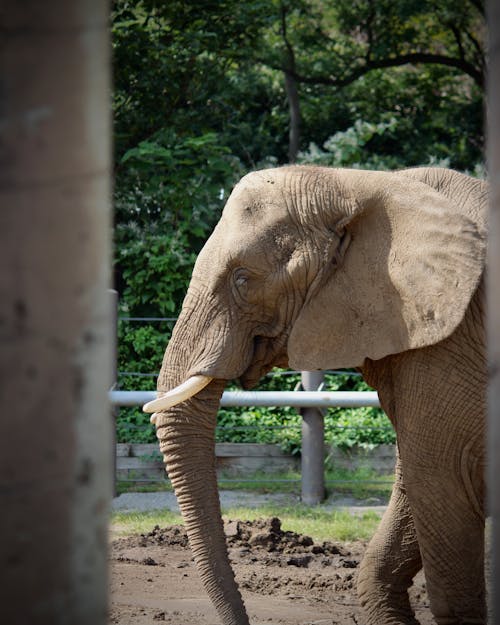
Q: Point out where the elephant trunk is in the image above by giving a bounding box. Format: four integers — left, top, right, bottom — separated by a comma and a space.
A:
155, 380, 250, 625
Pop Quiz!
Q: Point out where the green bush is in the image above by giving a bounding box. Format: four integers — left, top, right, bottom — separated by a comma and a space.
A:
298, 117, 401, 170
115, 356, 395, 453
114, 129, 243, 444
217, 370, 394, 454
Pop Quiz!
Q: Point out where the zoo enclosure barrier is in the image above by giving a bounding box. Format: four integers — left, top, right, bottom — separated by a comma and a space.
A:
112, 310, 394, 504
112, 339, 387, 504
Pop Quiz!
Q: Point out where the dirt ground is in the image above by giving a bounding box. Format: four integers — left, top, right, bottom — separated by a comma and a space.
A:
110, 517, 433, 625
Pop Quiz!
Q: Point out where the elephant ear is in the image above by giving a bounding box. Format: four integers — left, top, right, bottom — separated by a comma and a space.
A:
287, 170, 487, 371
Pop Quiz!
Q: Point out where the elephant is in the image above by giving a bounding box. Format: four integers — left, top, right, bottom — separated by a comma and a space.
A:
143, 165, 488, 625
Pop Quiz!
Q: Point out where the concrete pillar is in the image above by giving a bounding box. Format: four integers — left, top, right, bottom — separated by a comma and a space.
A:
0, 2, 112, 624
487, 0, 500, 621
301, 371, 325, 504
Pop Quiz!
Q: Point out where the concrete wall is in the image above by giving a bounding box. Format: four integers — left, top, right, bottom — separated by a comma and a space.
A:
327, 444, 396, 474
116, 442, 396, 483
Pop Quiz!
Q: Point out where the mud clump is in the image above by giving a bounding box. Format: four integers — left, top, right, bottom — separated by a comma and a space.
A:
220, 516, 365, 591
224, 517, 345, 560
110, 517, 432, 624
138, 524, 189, 548
113, 517, 362, 586
117, 517, 353, 567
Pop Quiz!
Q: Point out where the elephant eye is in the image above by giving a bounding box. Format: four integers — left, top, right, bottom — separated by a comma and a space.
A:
233, 269, 255, 303
232, 267, 263, 306
234, 268, 249, 288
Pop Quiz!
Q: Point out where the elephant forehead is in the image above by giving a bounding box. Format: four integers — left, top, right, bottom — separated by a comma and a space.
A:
223, 175, 291, 223
220, 204, 301, 258
195, 218, 297, 283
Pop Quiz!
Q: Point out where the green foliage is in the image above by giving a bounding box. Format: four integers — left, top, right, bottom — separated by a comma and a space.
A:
115, 363, 395, 450
112, 0, 484, 174
298, 117, 401, 169
326, 407, 396, 450
216, 371, 395, 454
116, 319, 171, 443
299, 69, 484, 172
360, 61, 482, 170
112, 0, 289, 167
113, 129, 243, 444
116, 407, 155, 444
115, 128, 241, 234
113, 131, 239, 441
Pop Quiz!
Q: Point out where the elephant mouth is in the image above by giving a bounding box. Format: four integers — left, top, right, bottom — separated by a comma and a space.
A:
238, 334, 289, 389
143, 330, 290, 421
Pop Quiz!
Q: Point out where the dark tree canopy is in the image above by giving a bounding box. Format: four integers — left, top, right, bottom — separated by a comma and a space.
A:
113, 0, 485, 171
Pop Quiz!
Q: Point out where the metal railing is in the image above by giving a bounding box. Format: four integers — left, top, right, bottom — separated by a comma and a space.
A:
110, 389, 380, 408
110, 375, 383, 504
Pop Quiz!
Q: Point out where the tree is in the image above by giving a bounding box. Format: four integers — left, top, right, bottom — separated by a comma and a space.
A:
112, 0, 272, 165
257, 0, 485, 160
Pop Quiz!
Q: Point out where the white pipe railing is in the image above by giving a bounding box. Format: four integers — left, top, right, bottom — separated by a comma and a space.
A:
110, 389, 380, 408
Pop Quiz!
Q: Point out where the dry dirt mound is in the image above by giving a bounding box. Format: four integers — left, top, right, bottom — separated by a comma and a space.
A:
110, 518, 431, 625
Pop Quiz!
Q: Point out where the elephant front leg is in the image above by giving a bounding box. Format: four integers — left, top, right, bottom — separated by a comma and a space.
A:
403, 468, 486, 625
358, 453, 422, 625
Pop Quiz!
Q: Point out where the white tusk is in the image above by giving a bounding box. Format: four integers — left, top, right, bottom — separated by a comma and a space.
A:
143, 375, 213, 416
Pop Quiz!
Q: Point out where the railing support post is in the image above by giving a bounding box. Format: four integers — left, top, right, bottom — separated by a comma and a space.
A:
110, 289, 118, 496
300, 371, 325, 504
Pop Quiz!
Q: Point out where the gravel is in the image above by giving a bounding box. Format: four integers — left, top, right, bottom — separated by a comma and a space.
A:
112, 490, 388, 516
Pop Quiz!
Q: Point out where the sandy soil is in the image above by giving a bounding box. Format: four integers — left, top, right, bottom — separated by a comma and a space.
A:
110, 517, 433, 625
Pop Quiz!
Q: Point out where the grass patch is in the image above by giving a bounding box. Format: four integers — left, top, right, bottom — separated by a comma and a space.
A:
116, 467, 394, 500
116, 480, 173, 495
222, 504, 382, 542
111, 509, 182, 536
111, 503, 382, 543
217, 469, 301, 493
326, 466, 394, 500
217, 466, 394, 501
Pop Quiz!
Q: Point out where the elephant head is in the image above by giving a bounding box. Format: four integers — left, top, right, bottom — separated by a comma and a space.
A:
143, 166, 486, 625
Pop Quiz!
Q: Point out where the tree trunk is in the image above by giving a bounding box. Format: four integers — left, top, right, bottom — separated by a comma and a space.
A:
0, 1, 112, 624
285, 70, 301, 163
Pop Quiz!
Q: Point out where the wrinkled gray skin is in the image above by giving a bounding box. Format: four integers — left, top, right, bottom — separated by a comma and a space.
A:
153, 166, 488, 625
